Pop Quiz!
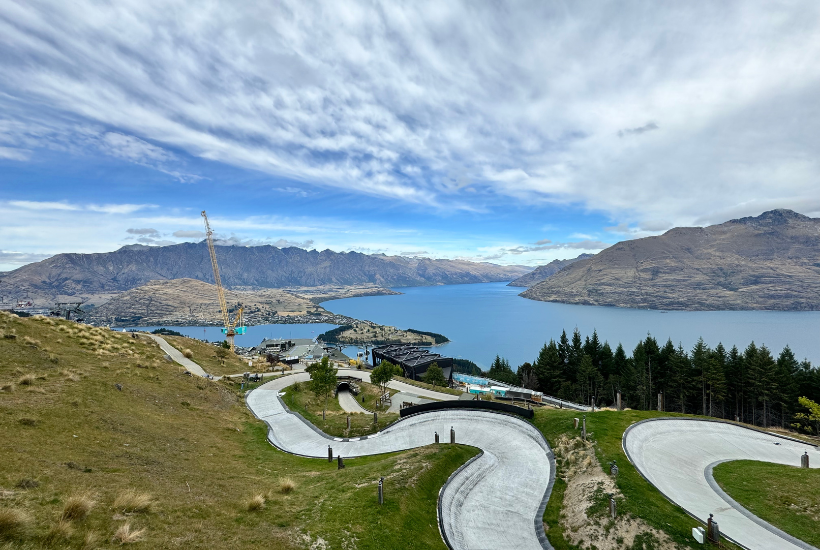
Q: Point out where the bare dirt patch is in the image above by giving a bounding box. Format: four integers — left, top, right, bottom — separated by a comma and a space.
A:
555, 435, 682, 550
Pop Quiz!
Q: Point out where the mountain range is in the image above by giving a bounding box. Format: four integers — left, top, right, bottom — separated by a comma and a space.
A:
0, 242, 530, 305
507, 254, 593, 287
521, 209, 820, 310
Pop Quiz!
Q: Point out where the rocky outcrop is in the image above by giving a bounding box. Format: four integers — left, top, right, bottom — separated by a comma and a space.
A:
521, 209, 820, 310
507, 254, 593, 287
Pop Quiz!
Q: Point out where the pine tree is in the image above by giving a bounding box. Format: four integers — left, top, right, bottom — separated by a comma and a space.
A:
706, 346, 727, 417
775, 346, 799, 428
691, 338, 711, 415
534, 340, 563, 396
669, 344, 691, 413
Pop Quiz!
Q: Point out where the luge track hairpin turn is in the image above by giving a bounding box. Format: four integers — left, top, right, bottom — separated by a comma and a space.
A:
246, 372, 556, 550
623, 418, 819, 550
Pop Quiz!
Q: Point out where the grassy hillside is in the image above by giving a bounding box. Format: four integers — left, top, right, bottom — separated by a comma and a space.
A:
713, 460, 820, 547
0, 312, 477, 549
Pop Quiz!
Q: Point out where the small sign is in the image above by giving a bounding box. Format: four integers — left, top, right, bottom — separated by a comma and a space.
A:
692, 526, 705, 544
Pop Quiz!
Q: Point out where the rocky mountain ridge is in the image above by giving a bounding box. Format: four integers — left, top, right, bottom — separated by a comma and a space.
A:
0, 242, 530, 305
507, 254, 593, 287
521, 209, 820, 310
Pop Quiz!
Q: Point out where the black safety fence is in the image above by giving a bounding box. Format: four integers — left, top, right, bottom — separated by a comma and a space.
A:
399, 399, 534, 419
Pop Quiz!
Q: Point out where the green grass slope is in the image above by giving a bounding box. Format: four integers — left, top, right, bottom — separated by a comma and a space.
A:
0, 312, 477, 549
713, 460, 820, 548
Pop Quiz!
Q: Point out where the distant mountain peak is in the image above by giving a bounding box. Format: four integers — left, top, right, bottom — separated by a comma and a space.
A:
522, 209, 820, 311
729, 209, 811, 226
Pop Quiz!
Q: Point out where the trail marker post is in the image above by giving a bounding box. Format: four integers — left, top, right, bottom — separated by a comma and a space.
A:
450, 426, 455, 444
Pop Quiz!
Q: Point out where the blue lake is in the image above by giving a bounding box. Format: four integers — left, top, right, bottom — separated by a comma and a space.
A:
132, 282, 820, 369
130, 323, 339, 346
322, 282, 820, 369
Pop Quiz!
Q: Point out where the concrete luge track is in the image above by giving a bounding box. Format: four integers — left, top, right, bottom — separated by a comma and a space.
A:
247, 371, 555, 550
623, 418, 819, 550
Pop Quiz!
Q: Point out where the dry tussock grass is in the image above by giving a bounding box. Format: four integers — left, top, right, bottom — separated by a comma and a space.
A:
112, 522, 145, 544
81, 530, 99, 549
22, 336, 41, 348
1, 384, 14, 392
80, 531, 100, 550
0, 507, 31, 538
113, 490, 152, 514
278, 477, 296, 494
245, 494, 266, 511
182, 349, 194, 359
44, 519, 74, 543
17, 374, 35, 386
61, 493, 95, 521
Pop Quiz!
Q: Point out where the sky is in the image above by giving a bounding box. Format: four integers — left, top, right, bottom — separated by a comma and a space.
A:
2, 1, 820, 272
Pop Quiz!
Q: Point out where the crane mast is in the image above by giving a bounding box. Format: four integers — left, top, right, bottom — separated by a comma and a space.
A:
201, 211, 244, 351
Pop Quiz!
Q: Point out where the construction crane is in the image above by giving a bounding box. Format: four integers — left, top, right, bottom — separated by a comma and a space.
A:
201, 211, 245, 351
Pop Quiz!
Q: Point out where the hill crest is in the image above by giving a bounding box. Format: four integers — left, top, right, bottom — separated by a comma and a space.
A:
521, 209, 820, 311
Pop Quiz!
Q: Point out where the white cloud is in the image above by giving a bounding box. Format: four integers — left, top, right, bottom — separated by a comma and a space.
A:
3, 2, 819, 222
172, 230, 205, 238
0, 250, 53, 266
126, 227, 160, 236
0, 146, 31, 160
9, 200, 154, 215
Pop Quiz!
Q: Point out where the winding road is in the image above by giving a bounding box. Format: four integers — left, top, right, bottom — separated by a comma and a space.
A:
623, 418, 820, 550
247, 371, 555, 550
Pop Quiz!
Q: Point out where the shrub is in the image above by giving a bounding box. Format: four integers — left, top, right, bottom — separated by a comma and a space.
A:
18, 418, 37, 427
44, 519, 73, 544
17, 374, 34, 386
182, 349, 194, 359
112, 522, 145, 544
113, 490, 152, 514
245, 494, 265, 511
62, 493, 95, 521
0, 507, 31, 538
278, 478, 296, 494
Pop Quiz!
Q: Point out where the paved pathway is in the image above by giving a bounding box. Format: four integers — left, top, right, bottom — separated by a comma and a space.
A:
337, 388, 370, 413
146, 334, 212, 378
247, 372, 555, 550
387, 391, 435, 413
623, 418, 819, 550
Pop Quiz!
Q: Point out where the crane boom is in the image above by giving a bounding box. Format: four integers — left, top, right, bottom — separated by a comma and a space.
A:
202, 211, 230, 329
202, 211, 244, 350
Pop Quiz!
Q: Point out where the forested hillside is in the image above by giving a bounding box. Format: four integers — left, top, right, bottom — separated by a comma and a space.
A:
501, 330, 820, 432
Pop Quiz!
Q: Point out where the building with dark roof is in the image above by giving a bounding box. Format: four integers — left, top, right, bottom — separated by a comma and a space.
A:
371, 344, 453, 383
